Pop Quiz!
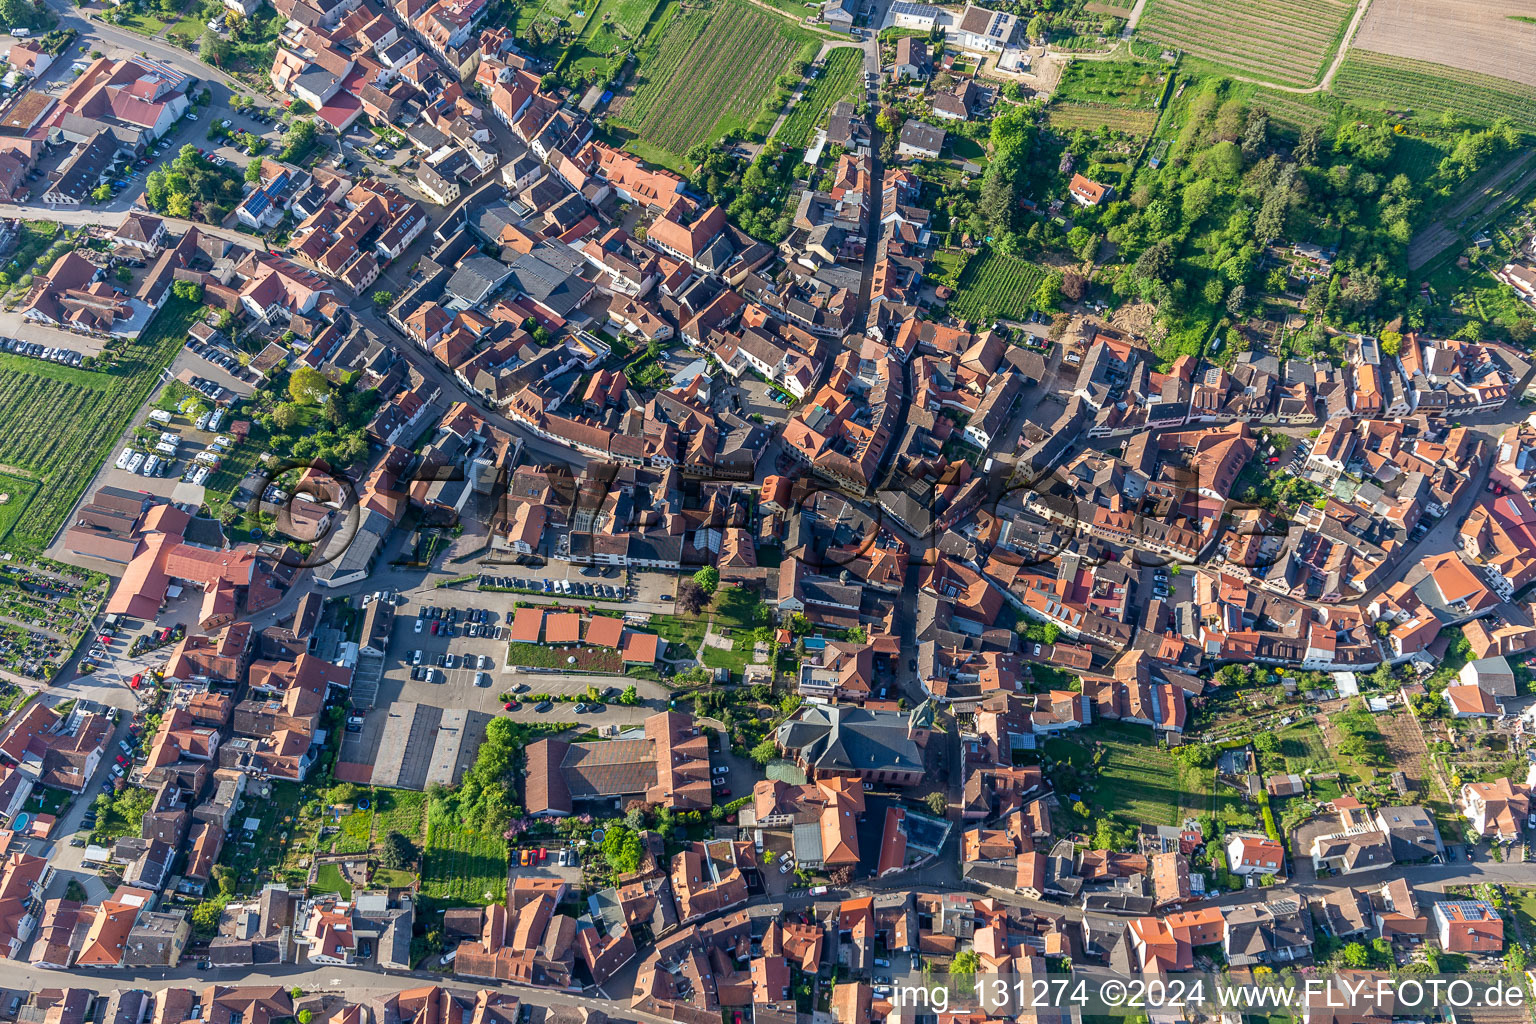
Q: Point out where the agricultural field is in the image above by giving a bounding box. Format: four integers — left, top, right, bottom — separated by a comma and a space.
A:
1137, 0, 1356, 89
944, 251, 1049, 323
611, 0, 819, 164
1047, 103, 1160, 134
1351, 0, 1536, 91
777, 47, 863, 148
0, 296, 195, 551
421, 799, 509, 905
1331, 50, 1536, 127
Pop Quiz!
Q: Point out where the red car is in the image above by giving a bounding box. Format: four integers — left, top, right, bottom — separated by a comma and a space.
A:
538, 848, 547, 861
98, 634, 112, 645
115, 755, 127, 765
129, 673, 142, 689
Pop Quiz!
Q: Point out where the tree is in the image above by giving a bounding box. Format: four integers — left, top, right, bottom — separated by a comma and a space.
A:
280, 119, 316, 160
1033, 272, 1062, 312
288, 366, 329, 405
1226, 283, 1248, 319
1380, 329, 1402, 356
201, 28, 230, 65
1342, 942, 1369, 968
191, 901, 222, 935
298, 1013, 313, 1024
166, 192, 193, 219
380, 830, 416, 870
692, 566, 719, 596
91, 183, 111, 202
0, 0, 29, 28
924, 791, 947, 816
602, 826, 643, 874
619, 685, 640, 706
372, 289, 395, 307
676, 579, 706, 615
951, 950, 980, 995
171, 280, 203, 302
1135, 241, 1174, 283
750, 737, 778, 765
245, 158, 264, 184
115, 266, 133, 285
273, 403, 300, 430
1295, 124, 1324, 166
1253, 731, 1280, 754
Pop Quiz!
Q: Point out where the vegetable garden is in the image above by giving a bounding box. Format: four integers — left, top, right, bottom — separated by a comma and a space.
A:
611, 0, 819, 163
0, 296, 197, 550
944, 252, 1049, 323
776, 47, 863, 148
1138, 0, 1356, 89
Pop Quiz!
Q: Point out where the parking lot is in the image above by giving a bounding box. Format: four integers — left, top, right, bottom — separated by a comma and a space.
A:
335, 587, 676, 788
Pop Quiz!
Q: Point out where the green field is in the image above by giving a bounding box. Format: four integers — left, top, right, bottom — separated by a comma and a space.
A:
611, 0, 819, 162
327, 807, 373, 855
1053, 59, 1169, 107
578, 0, 665, 53
373, 788, 427, 844
0, 472, 40, 544
0, 296, 196, 551
1277, 721, 1335, 774
1138, 0, 1355, 89
944, 251, 1049, 323
1331, 50, 1536, 127
1046, 722, 1211, 828
421, 799, 508, 905
777, 47, 863, 148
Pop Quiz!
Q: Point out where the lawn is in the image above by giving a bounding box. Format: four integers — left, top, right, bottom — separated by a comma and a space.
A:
1044, 722, 1210, 829
0, 295, 197, 551
421, 799, 508, 905
944, 251, 1049, 323
313, 862, 353, 899
610, 0, 820, 162
777, 47, 863, 148
1508, 888, 1536, 946
698, 586, 771, 677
